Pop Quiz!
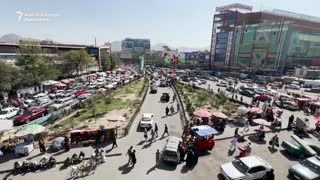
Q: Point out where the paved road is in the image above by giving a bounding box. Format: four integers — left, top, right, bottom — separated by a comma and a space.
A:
2, 81, 185, 180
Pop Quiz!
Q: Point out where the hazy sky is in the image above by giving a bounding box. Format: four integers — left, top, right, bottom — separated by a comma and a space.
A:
0, 0, 319, 47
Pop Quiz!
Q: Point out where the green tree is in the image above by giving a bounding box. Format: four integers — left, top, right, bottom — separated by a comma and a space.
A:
101, 51, 111, 71
0, 62, 17, 92
16, 42, 60, 87
59, 50, 95, 75
110, 53, 120, 70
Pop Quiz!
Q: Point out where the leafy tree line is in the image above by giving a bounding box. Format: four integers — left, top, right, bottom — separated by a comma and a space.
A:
100, 51, 120, 71
0, 42, 119, 93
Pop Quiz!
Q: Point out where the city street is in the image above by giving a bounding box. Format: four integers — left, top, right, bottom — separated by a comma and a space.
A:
1, 78, 316, 180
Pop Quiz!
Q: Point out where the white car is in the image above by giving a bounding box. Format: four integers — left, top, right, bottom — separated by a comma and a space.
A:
0, 107, 19, 120
287, 84, 300, 90
140, 113, 154, 129
50, 98, 73, 110
217, 81, 228, 87
220, 156, 273, 180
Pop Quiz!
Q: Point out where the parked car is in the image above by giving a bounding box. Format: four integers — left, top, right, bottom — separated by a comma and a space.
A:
150, 85, 158, 94
50, 97, 73, 110
162, 136, 182, 164
275, 100, 299, 111
199, 79, 207, 84
140, 113, 154, 129
14, 107, 47, 125
282, 139, 320, 158
220, 156, 274, 180
287, 84, 301, 90
35, 98, 53, 108
254, 95, 271, 102
0, 107, 19, 120
209, 77, 219, 82
288, 156, 320, 180
226, 86, 236, 92
217, 81, 228, 87
239, 90, 255, 97
254, 89, 267, 95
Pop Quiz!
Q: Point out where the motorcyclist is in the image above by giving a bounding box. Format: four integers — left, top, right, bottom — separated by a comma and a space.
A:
79, 151, 85, 161
71, 153, 78, 164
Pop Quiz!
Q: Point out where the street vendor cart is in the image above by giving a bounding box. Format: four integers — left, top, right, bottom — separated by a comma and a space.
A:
189, 125, 219, 151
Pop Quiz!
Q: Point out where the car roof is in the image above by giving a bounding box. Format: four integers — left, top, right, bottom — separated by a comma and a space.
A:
2, 107, 17, 111
143, 113, 154, 118
240, 156, 270, 168
306, 156, 320, 166
164, 136, 182, 152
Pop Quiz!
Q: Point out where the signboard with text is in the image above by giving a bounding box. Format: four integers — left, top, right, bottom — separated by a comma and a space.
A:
216, 3, 252, 12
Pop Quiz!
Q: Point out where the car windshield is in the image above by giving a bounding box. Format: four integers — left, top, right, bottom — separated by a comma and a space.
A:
232, 159, 249, 174
55, 100, 63, 104
0, 110, 8, 115
142, 117, 151, 121
301, 159, 320, 173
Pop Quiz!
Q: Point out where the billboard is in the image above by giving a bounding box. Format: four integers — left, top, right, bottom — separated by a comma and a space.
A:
121, 38, 150, 54
216, 3, 252, 12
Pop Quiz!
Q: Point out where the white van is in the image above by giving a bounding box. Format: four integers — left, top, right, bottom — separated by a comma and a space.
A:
162, 136, 182, 164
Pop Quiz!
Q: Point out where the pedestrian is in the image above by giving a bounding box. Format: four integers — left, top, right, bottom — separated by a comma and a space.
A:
39, 139, 46, 154
162, 124, 169, 137
112, 134, 118, 148
155, 149, 161, 166
172, 94, 176, 103
150, 128, 155, 141
178, 142, 186, 162
240, 96, 243, 102
218, 88, 220, 92
234, 127, 239, 137
287, 114, 294, 130
256, 101, 260, 107
144, 128, 148, 142
229, 136, 237, 152
165, 106, 169, 116
235, 94, 238, 100
170, 105, 175, 114
126, 146, 133, 163
64, 136, 70, 151
154, 123, 158, 137
269, 134, 279, 150
243, 119, 250, 132
176, 103, 180, 112
246, 142, 252, 156
131, 150, 136, 166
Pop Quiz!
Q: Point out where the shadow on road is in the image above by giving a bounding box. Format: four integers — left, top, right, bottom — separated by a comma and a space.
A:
0, 152, 19, 165
247, 135, 266, 145
279, 150, 300, 161
156, 161, 177, 171
180, 164, 195, 173
267, 146, 279, 154
53, 150, 67, 157
26, 153, 43, 160
118, 162, 134, 174
136, 140, 145, 146
146, 165, 157, 174
142, 141, 152, 149
105, 153, 122, 157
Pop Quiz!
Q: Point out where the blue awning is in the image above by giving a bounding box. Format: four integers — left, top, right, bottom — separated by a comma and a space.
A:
191, 125, 219, 137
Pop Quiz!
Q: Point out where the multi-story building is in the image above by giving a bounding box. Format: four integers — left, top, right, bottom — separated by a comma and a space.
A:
210, 3, 320, 75
121, 38, 150, 61
0, 41, 101, 63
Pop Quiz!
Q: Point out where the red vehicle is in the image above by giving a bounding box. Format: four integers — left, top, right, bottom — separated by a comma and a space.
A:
14, 107, 48, 125
190, 125, 219, 151
254, 94, 271, 102
75, 89, 85, 97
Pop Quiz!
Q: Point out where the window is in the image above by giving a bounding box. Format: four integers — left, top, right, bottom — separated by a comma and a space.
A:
232, 160, 249, 174
217, 38, 227, 43
217, 32, 228, 38
248, 166, 266, 174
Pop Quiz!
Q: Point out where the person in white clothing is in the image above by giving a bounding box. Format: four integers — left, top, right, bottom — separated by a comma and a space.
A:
229, 136, 238, 152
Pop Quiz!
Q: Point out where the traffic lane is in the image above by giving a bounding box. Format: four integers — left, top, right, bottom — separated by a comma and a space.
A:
7, 82, 184, 180
179, 130, 297, 180
188, 80, 316, 129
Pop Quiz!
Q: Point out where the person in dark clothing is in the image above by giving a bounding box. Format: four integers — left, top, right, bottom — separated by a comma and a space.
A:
126, 146, 133, 163
234, 128, 239, 137
162, 124, 169, 137
39, 140, 46, 154
165, 106, 169, 116
154, 123, 158, 137
240, 96, 243, 102
64, 136, 70, 151
287, 114, 295, 130
217, 88, 220, 92
178, 142, 186, 163
131, 150, 136, 166
112, 135, 118, 148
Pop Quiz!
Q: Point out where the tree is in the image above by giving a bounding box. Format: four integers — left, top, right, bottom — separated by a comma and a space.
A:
110, 53, 120, 70
16, 42, 60, 86
0, 62, 17, 92
58, 50, 95, 75
101, 51, 111, 71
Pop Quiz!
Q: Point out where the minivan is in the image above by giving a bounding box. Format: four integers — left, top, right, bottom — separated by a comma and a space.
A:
162, 136, 182, 164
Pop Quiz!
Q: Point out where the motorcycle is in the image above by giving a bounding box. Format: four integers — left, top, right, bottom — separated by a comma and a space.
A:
63, 157, 71, 167
21, 160, 39, 172
70, 160, 95, 178
39, 156, 57, 169
14, 161, 23, 174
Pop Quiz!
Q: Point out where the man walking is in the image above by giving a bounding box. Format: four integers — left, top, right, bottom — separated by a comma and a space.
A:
131, 150, 136, 167
126, 146, 133, 163
162, 124, 169, 137
229, 136, 237, 152
112, 135, 118, 148
154, 123, 158, 137
155, 149, 161, 167
150, 128, 155, 142
172, 94, 176, 103
269, 134, 279, 150
144, 128, 148, 142
287, 114, 294, 130
243, 120, 250, 132
165, 106, 169, 116
176, 103, 180, 112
